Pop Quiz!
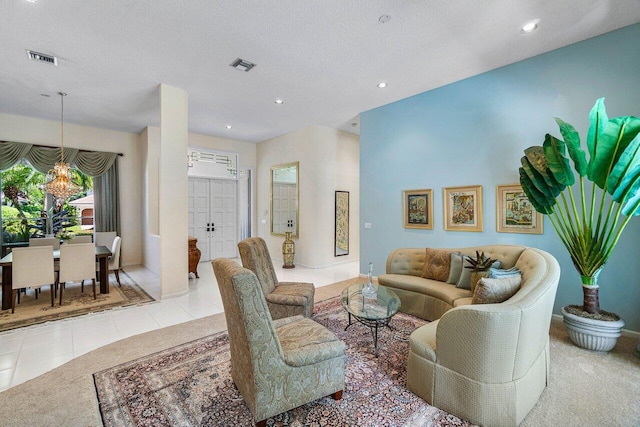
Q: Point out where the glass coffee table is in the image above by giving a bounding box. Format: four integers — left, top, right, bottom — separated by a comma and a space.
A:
341, 283, 401, 356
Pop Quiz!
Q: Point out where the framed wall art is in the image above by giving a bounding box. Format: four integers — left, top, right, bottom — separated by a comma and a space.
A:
443, 185, 483, 232
334, 191, 349, 256
496, 184, 543, 234
403, 189, 433, 229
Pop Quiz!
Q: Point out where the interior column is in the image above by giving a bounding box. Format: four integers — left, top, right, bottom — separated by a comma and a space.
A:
159, 84, 189, 297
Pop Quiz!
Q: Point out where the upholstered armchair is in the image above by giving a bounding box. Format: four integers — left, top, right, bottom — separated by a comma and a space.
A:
212, 258, 346, 427
238, 237, 314, 319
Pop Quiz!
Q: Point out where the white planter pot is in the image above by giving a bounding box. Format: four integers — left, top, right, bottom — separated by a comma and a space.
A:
561, 306, 625, 353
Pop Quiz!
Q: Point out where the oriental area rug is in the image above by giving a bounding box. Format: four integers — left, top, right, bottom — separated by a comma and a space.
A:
0, 270, 154, 332
94, 297, 475, 427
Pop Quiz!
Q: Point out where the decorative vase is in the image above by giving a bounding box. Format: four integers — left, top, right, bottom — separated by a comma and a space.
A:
361, 262, 377, 299
282, 231, 295, 269
561, 306, 625, 352
188, 236, 201, 278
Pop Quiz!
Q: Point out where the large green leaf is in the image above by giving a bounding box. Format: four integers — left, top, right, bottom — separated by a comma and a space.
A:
521, 156, 556, 201
542, 135, 574, 187
524, 145, 564, 194
588, 116, 640, 189
519, 168, 554, 214
609, 135, 640, 203
586, 98, 608, 161
622, 190, 640, 216
555, 118, 587, 176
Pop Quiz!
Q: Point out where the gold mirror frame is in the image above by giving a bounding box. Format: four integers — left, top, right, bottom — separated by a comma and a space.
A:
270, 162, 299, 237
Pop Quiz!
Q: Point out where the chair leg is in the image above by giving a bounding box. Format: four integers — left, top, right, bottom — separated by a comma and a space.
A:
35, 288, 39, 299
17, 288, 21, 304
92, 279, 96, 300
255, 420, 267, 427
59, 282, 65, 306
12, 289, 17, 314
114, 269, 121, 286
81, 280, 84, 293
332, 390, 343, 400
50, 284, 55, 307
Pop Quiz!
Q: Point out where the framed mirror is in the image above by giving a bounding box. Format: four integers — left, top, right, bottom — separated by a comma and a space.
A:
271, 162, 299, 237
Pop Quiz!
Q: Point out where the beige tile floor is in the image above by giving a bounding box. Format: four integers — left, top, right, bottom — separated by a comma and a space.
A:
0, 259, 359, 392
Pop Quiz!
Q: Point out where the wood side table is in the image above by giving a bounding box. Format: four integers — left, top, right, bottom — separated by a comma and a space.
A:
188, 236, 201, 278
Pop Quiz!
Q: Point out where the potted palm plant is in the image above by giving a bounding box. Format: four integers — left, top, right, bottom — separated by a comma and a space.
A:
518, 98, 640, 352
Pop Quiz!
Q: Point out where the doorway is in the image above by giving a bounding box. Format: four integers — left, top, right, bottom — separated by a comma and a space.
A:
188, 178, 237, 261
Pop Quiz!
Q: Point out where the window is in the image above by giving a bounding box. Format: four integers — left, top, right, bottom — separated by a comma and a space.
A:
1, 161, 93, 243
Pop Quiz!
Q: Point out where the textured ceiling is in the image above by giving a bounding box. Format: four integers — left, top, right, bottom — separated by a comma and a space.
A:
1, 1, 640, 143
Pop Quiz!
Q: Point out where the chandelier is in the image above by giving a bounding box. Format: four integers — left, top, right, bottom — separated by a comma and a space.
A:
42, 92, 81, 200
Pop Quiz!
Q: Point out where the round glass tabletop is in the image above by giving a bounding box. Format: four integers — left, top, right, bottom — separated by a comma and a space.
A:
341, 283, 401, 321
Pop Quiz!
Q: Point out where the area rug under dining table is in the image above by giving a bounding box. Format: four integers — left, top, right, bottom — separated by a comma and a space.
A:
93, 296, 475, 426
0, 270, 154, 332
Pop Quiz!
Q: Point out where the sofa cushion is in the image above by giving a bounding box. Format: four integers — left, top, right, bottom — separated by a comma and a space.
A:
379, 274, 472, 306
421, 248, 453, 282
472, 275, 522, 304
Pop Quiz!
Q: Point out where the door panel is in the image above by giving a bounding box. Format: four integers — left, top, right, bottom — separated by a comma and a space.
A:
188, 177, 238, 262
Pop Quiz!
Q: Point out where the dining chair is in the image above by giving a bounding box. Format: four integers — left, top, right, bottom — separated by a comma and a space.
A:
11, 246, 55, 313
68, 235, 93, 244
94, 231, 117, 249
59, 243, 97, 304
29, 237, 60, 250
109, 236, 122, 285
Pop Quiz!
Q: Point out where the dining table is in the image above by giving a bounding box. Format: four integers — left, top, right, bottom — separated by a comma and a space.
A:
0, 245, 112, 311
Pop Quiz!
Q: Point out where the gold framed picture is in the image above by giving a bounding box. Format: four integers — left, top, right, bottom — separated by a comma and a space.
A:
496, 184, 543, 234
443, 185, 483, 232
403, 189, 433, 229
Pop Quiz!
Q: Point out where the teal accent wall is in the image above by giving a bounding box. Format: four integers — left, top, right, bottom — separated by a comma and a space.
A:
360, 24, 640, 331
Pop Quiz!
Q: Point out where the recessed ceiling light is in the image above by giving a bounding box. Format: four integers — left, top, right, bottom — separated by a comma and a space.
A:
379, 15, 391, 24
25, 0, 38, 3
377, 82, 388, 88
521, 19, 539, 34
274, 99, 284, 104
226, 125, 232, 129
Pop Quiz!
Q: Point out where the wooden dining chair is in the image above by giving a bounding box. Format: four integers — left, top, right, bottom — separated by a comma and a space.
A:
11, 246, 55, 313
59, 243, 97, 304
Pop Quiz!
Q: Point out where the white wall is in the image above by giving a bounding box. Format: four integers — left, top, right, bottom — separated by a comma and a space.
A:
257, 125, 359, 268
0, 113, 142, 267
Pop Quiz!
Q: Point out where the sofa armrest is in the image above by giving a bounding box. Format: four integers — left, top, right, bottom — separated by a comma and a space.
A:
435, 305, 522, 383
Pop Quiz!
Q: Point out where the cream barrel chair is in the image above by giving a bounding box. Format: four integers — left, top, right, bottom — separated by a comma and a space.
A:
406, 247, 560, 426
212, 258, 346, 427
238, 237, 314, 319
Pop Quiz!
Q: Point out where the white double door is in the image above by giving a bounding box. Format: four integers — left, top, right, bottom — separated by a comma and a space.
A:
188, 178, 237, 261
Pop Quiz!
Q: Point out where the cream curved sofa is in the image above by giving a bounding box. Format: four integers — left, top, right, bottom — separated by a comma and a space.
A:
381, 245, 560, 426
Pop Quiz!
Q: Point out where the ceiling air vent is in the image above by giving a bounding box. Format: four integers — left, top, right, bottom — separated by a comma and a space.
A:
230, 58, 256, 72
26, 50, 58, 65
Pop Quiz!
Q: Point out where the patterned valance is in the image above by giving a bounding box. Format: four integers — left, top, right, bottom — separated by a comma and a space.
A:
0, 140, 118, 177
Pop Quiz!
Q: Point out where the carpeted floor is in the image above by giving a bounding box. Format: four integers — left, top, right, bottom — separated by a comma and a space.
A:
0, 278, 638, 426
0, 270, 154, 332
94, 297, 474, 427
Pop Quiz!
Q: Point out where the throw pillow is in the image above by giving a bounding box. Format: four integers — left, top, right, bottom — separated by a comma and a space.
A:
421, 248, 452, 282
456, 260, 502, 290
472, 275, 522, 304
446, 252, 464, 284
488, 266, 521, 278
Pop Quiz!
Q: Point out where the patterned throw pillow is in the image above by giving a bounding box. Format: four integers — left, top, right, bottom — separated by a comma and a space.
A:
472, 275, 522, 304
421, 248, 452, 282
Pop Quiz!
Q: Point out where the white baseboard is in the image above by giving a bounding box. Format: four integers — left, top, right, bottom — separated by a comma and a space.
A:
551, 313, 640, 338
